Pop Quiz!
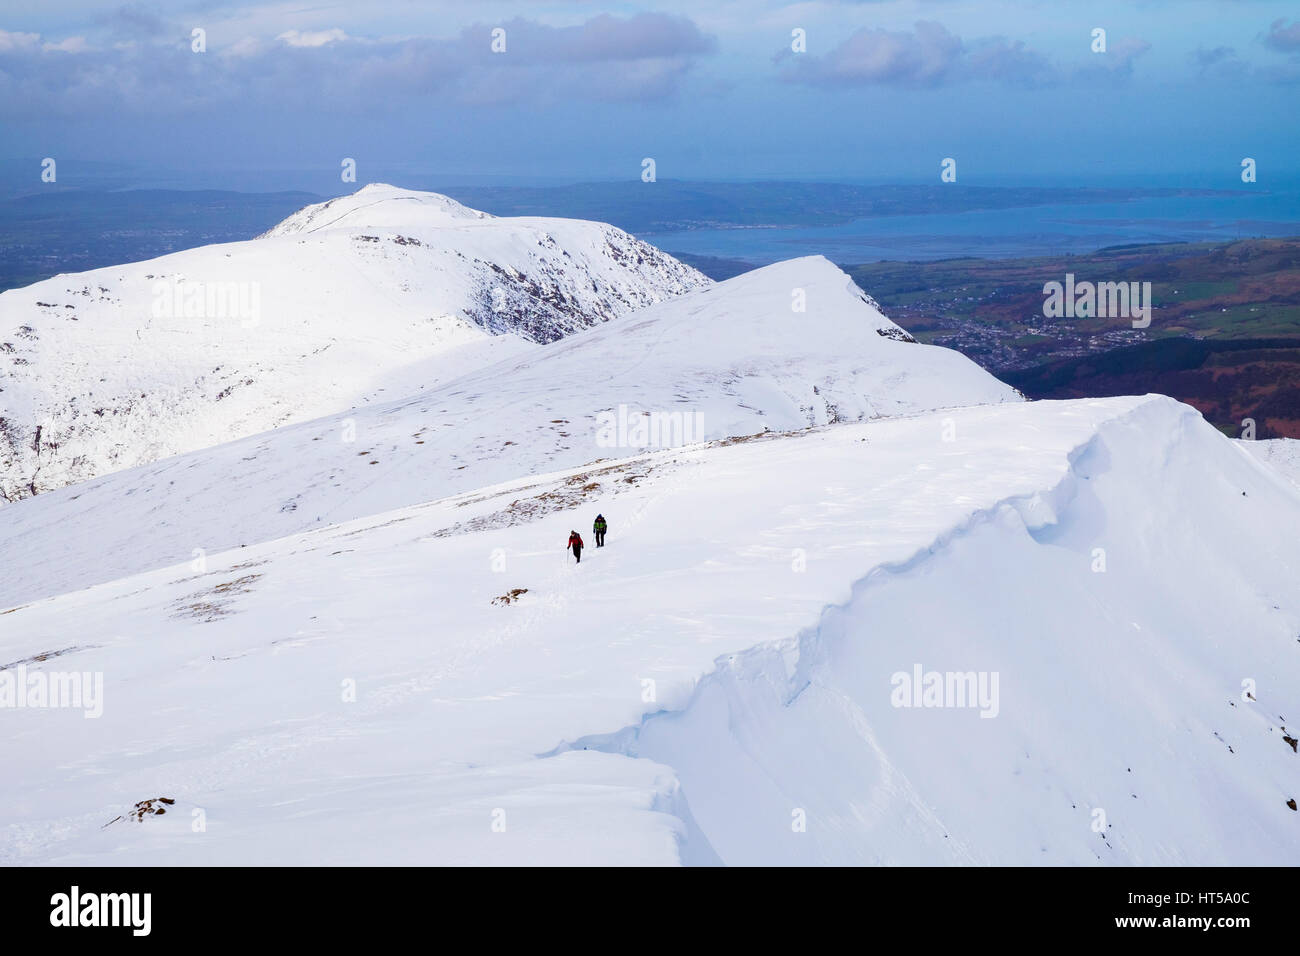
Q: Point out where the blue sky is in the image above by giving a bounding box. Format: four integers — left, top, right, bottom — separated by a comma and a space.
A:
2, 0, 1298, 187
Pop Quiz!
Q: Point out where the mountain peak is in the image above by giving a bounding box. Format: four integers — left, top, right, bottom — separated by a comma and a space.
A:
260, 183, 491, 238
0, 185, 708, 501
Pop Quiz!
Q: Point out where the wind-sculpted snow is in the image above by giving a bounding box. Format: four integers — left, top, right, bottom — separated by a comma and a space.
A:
566, 398, 1300, 864
2, 395, 1296, 865
0, 184, 707, 501
0, 255, 1017, 608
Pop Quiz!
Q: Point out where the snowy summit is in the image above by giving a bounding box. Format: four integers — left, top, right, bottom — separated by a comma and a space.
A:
0, 185, 707, 501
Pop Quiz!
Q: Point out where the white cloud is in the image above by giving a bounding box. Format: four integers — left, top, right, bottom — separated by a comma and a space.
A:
43, 36, 92, 54
0, 29, 41, 52
225, 36, 266, 59
276, 28, 348, 48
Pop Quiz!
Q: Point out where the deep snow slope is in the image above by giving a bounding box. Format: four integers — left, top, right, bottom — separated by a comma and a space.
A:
0, 255, 1019, 608
0, 184, 706, 500
2, 395, 1297, 865
1240, 437, 1300, 491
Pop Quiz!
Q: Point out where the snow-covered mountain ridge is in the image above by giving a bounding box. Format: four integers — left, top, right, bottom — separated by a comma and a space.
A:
0, 184, 707, 501
0, 255, 1018, 607
3, 394, 1297, 865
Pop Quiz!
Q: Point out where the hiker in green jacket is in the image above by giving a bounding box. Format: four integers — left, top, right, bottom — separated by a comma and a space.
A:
593, 514, 607, 547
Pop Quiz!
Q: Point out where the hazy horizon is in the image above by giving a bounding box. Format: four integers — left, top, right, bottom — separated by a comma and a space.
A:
3, 0, 1298, 189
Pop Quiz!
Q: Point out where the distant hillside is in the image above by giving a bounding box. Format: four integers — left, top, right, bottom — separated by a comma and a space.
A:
1002, 337, 1300, 438
848, 237, 1300, 370
849, 237, 1300, 437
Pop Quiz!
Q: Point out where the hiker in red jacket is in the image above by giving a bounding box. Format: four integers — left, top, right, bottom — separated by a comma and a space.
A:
567, 530, 584, 563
